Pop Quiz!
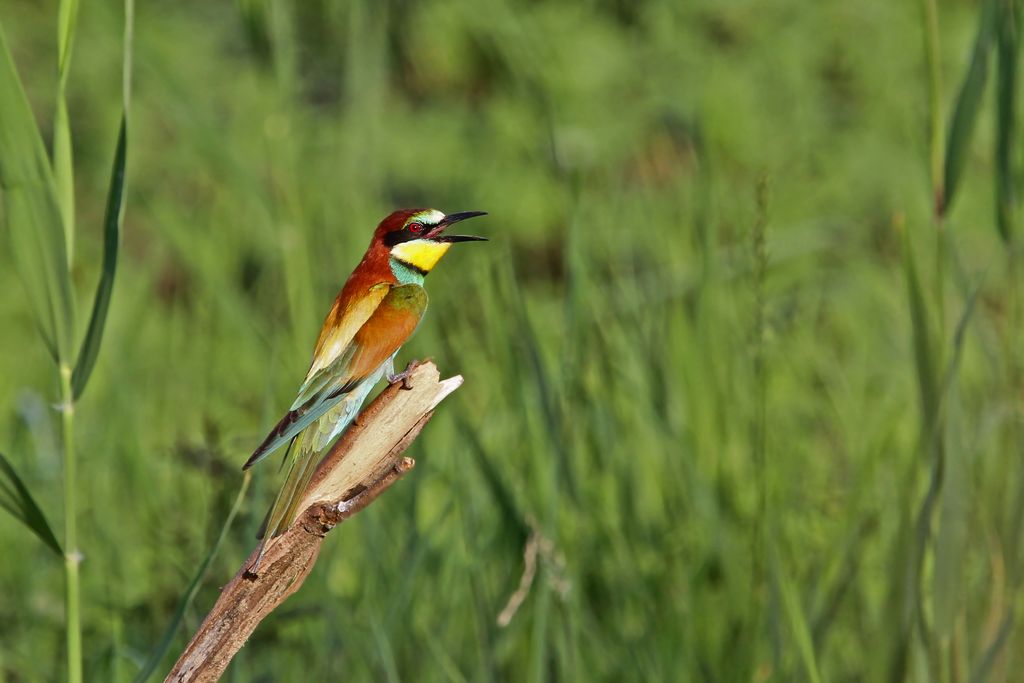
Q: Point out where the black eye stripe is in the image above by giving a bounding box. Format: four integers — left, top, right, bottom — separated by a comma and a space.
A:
384, 221, 436, 247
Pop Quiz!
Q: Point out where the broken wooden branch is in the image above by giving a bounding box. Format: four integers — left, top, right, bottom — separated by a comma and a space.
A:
165, 361, 462, 683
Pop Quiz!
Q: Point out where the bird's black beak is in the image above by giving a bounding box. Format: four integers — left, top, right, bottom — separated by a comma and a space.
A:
434, 211, 488, 242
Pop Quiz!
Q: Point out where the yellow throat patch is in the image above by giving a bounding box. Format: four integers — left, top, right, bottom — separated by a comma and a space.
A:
391, 239, 452, 273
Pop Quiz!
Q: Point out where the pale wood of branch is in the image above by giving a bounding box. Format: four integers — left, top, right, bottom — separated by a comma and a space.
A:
165, 361, 462, 683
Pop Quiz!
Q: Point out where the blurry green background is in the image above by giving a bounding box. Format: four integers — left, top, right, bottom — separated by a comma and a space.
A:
0, 0, 1021, 680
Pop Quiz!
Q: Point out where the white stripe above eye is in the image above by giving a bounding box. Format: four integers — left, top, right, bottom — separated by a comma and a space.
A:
406, 209, 445, 227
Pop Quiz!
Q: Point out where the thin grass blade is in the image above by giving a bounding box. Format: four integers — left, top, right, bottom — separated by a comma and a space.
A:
0, 23, 75, 364
890, 224, 942, 681
903, 227, 938, 435
932, 384, 968, 637
454, 412, 531, 545
369, 612, 402, 683
72, 116, 127, 398
54, 0, 81, 263
0, 451, 62, 556
927, 280, 981, 639
968, 613, 1015, 683
131, 472, 250, 683
72, 0, 132, 397
942, 0, 998, 215
56, 0, 80, 78
503, 258, 577, 502
994, 2, 1018, 241
53, 100, 74, 265
773, 548, 822, 683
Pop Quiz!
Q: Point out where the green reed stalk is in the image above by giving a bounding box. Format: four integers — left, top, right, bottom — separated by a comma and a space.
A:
60, 363, 81, 683
749, 177, 770, 678
55, 0, 82, 677
925, 0, 947, 673
921, 0, 943, 210
920, 0, 946, 330
55, 0, 79, 267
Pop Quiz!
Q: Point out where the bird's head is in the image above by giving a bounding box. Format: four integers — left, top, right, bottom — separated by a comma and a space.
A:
376, 208, 487, 277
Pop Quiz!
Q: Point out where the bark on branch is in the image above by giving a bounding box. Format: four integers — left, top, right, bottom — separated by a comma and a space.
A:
165, 361, 462, 683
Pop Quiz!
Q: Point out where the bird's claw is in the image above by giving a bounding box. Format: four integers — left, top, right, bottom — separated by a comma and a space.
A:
387, 370, 414, 390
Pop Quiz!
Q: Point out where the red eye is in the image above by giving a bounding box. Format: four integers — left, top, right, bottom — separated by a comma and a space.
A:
408, 222, 424, 234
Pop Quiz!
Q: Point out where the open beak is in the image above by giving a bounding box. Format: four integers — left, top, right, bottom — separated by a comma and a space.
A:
433, 211, 488, 242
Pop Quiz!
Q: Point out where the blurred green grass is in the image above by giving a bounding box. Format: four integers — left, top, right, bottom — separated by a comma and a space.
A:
0, 0, 1022, 680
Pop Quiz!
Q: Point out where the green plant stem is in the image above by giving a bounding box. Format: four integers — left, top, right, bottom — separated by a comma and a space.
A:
749, 177, 770, 677
60, 363, 81, 683
921, 0, 946, 331
931, 126, 949, 683
936, 219, 947, 348
921, 0, 944, 210
55, 0, 80, 267
922, 5, 948, 671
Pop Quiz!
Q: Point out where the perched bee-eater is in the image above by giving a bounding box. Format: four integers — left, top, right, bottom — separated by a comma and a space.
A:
243, 208, 487, 567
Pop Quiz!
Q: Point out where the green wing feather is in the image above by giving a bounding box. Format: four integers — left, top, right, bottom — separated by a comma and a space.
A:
246, 283, 428, 570
243, 284, 427, 470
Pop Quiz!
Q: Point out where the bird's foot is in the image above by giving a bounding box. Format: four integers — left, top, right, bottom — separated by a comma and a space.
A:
387, 369, 414, 390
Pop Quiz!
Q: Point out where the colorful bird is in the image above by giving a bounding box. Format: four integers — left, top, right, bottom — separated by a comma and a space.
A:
243, 208, 487, 568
